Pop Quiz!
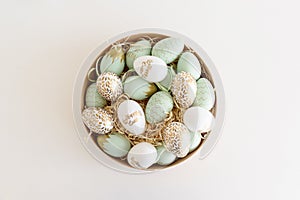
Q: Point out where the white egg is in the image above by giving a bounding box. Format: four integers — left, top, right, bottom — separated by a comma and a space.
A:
183, 106, 215, 133
127, 142, 157, 169
117, 100, 146, 135
133, 55, 168, 82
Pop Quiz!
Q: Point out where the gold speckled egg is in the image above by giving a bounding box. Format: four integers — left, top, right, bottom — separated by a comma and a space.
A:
82, 107, 113, 134
96, 72, 123, 102
162, 122, 191, 158
171, 71, 197, 108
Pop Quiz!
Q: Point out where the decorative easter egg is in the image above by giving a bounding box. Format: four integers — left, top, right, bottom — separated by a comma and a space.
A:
171, 71, 197, 108
152, 37, 184, 64
127, 142, 157, 169
126, 40, 152, 69
133, 55, 168, 82
85, 83, 107, 108
81, 107, 113, 134
162, 122, 191, 158
96, 72, 123, 102
97, 132, 131, 158
145, 91, 173, 124
123, 76, 157, 100
193, 78, 215, 110
157, 66, 176, 91
177, 52, 201, 80
156, 145, 176, 166
100, 45, 125, 75
117, 100, 146, 135
189, 131, 202, 152
183, 106, 214, 133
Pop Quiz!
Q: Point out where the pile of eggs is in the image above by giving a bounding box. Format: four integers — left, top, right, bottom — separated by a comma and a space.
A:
81, 36, 216, 170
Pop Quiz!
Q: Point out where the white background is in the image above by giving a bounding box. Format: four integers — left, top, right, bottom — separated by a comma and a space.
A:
0, 0, 299, 199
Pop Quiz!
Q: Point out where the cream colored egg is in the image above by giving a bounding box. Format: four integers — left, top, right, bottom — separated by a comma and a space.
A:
171, 71, 197, 108
127, 142, 157, 169
117, 100, 146, 135
96, 72, 123, 102
133, 55, 168, 82
81, 107, 113, 134
183, 106, 214, 133
162, 122, 191, 158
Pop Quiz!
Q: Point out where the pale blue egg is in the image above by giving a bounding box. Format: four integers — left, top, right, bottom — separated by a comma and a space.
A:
193, 78, 215, 110
123, 76, 157, 100
145, 91, 173, 124
156, 145, 176, 166
189, 131, 202, 152
97, 132, 131, 158
126, 40, 151, 69
100, 45, 125, 75
152, 37, 184, 64
85, 83, 107, 108
157, 66, 176, 91
177, 52, 201, 80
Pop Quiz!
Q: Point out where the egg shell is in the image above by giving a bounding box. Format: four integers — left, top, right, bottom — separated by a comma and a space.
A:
152, 37, 184, 64
177, 52, 201, 80
156, 145, 176, 166
126, 40, 152, 69
127, 142, 157, 169
81, 107, 113, 134
171, 71, 197, 108
123, 76, 157, 100
97, 132, 131, 158
133, 55, 168, 82
117, 100, 146, 135
193, 78, 215, 110
162, 122, 191, 158
96, 72, 123, 102
183, 106, 215, 133
157, 66, 176, 91
100, 45, 125, 75
189, 131, 202, 152
145, 91, 173, 124
85, 83, 107, 108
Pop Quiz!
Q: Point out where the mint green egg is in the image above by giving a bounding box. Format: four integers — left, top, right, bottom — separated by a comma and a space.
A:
177, 52, 201, 80
156, 145, 176, 165
193, 78, 215, 110
123, 76, 157, 100
85, 83, 107, 108
97, 132, 131, 158
157, 66, 176, 91
126, 40, 151, 69
100, 45, 125, 75
189, 131, 202, 152
145, 91, 173, 124
152, 37, 184, 64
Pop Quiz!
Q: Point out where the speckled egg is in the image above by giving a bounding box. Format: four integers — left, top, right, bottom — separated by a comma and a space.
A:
81, 107, 113, 134
152, 37, 184, 64
193, 78, 215, 110
127, 142, 157, 169
117, 100, 146, 135
189, 131, 202, 152
96, 72, 123, 102
177, 52, 201, 80
183, 106, 215, 133
100, 45, 125, 75
145, 91, 173, 124
97, 132, 131, 158
171, 71, 197, 108
156, 145, 176, 166
162, 122, 191, 158
85, 83, 107, 108
126, 40, 151, 69
123, 76, 157, 100
157, 66, 176, 91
